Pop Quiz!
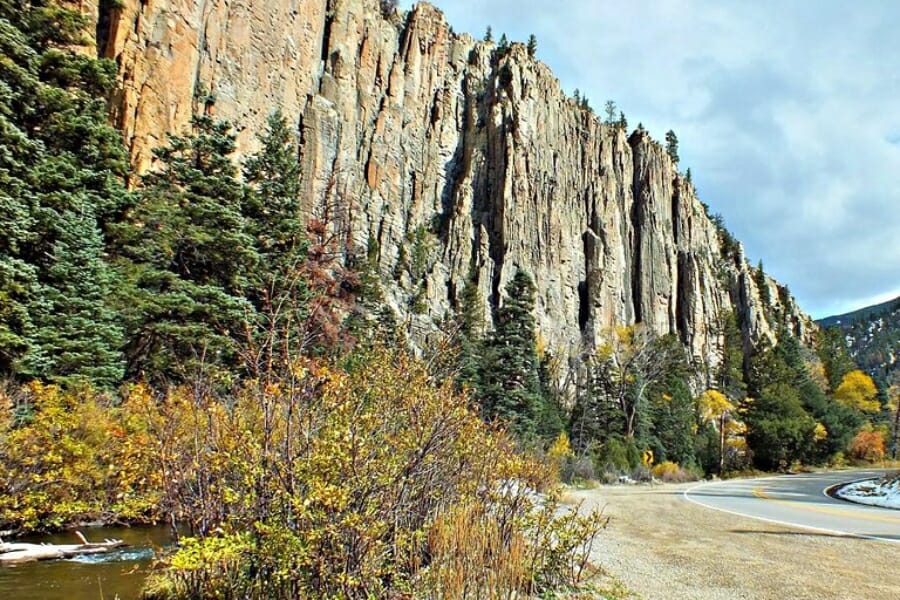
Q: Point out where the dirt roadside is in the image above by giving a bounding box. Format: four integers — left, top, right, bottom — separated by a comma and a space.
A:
570, 482, 900, 600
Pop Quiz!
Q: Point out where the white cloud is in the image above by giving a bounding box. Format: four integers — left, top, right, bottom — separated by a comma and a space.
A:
410, 0, 900, 318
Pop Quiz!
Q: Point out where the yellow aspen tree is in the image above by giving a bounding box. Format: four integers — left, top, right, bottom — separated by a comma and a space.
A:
834, 370, 880, 413
699, 390, 735, 474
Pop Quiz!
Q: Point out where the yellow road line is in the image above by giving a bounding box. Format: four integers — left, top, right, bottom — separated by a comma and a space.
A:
752, 486, 900, 524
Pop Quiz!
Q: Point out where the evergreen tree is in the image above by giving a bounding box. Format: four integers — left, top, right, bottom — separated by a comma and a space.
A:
754, 260, 771, 306
603, 100, 617, 124
0, 0, 130, 385
799, 375, 862, 463
745, 382, 818, 470
569, 357, 625, 453
665, 130, 679, 164
455, 277, 486, 392
19, 209, 124, 387
242, 111, 311, 371
648, 377, 696, 466
243, 111, 304, 267
746, 334, 795, 399
815, 326, 857, 392
743, 329, 856, 468
484, 26, 493, 43
0, 9, 38, 371
526, 34, 537, 58
479, 270, 544, 438
617, 111, 628, 130
498, 33, 509, 52
685, 168, 692, 183
717, 310, 747, 401
115, 115, 258, 381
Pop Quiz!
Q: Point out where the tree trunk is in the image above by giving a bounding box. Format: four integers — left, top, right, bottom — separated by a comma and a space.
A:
0, 531, 126, 565
718, 415, 727, 474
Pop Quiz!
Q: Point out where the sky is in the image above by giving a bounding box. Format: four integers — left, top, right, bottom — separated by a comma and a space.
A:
404, 0, 900, 319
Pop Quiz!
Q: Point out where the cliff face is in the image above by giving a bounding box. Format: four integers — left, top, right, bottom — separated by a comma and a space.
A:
91, 0, 814, 372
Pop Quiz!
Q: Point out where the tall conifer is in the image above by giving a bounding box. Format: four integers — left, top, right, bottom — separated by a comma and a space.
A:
480, 270, 544, 437
116, 116, 258, 380
0, 0, 129, 385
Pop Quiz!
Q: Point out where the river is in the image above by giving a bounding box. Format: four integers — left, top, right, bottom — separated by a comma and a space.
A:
0, 525, 171, 600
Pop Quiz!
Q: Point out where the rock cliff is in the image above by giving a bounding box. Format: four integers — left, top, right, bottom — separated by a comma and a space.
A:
89, 0, 814, 374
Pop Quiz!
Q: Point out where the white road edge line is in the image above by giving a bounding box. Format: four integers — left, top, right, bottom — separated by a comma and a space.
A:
682, 479, 900, 545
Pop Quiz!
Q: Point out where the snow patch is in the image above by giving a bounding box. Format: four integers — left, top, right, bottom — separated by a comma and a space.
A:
836, 476, 900, 509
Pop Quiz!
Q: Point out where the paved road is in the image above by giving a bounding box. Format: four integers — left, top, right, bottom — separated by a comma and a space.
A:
683, 469, 900, 543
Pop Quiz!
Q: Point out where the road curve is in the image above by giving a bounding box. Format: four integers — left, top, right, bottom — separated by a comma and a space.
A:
683, 469, 900, 543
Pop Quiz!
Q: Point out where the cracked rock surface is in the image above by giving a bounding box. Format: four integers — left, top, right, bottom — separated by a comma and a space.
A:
89, 0, 815, 373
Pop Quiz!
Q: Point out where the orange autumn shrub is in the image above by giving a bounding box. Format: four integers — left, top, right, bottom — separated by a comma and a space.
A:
848, 428, 886, 462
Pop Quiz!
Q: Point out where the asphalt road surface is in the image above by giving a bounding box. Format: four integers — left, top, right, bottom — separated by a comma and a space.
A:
684, 470, 900, 543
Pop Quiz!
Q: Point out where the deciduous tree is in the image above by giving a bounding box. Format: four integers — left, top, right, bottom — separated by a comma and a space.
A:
584, 325, 678, 440
698, 389, 736, 474
834, 370, 880, 413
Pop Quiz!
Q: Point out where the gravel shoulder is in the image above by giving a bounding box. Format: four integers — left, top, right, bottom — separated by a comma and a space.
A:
569, 481, 900, 600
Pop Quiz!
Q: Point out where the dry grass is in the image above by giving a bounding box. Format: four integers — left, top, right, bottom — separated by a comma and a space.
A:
422, 503, 529, 598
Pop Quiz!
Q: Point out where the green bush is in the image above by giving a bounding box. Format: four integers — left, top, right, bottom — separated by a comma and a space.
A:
595, 436, 641, 473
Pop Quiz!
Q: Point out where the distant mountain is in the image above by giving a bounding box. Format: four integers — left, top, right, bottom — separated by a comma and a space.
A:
818, 296, 900, 386
818, 296, 900, 328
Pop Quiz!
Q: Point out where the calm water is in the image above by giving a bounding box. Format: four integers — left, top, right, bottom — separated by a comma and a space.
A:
0, 525, 172, 600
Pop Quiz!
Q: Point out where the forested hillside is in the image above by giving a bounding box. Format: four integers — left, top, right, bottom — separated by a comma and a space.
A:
818, 297, 900, 388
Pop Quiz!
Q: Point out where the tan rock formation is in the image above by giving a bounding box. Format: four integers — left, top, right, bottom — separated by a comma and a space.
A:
94, 0, 815, 377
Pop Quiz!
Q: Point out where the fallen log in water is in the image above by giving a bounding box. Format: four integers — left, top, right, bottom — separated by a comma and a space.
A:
0, 530, 127, 565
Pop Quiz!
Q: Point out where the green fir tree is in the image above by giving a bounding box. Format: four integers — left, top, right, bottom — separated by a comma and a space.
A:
479, 270, 544, 438
115, 115, 258, 381
20, 209, 124, 387
456, 277, 486, 393
0, 0, 130, 385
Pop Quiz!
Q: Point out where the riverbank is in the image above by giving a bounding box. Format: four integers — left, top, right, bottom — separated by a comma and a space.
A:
0, 525, 170, 600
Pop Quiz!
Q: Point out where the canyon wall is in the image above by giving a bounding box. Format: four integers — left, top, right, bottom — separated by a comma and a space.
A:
87, 0, 815, 374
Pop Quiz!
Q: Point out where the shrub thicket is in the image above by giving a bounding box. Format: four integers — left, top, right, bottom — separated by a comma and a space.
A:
0, 350, 606, 598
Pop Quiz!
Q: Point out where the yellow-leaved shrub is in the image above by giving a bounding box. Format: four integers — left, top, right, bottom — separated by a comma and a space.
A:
0, 382, 163, 532
650, 461, 698, 483
1, 348, 606, 598
143, 348, 606, 599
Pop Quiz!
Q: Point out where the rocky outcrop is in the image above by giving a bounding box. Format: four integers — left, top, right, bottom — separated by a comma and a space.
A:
93, 0, 814, 375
